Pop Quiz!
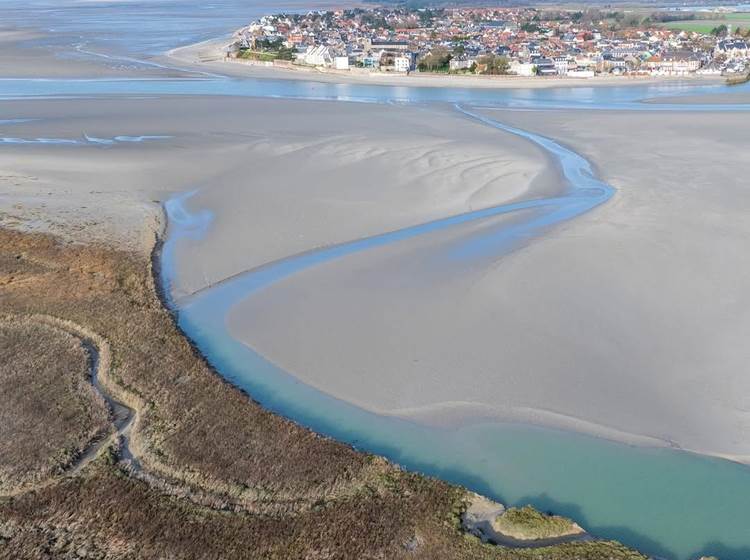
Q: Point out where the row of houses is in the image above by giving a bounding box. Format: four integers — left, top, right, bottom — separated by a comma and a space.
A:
298, 42, 414, 72
231, 8, 750, 78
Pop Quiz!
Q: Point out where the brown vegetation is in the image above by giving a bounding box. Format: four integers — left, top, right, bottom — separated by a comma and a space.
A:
0, 318, 110, 493
0, 228, 648, 559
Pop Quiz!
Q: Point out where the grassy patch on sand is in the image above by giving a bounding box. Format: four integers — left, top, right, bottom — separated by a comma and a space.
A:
493, 506, 583, 541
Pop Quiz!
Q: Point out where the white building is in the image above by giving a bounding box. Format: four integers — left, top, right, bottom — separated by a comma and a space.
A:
567, 69, 595, 78
510, 61, 536, 76
716, 38, 750, 60
553, 56, 569, 76
302, 45, 332, 67
394, 54, 412, 72
449, 58, 472, 71
715, 25, 749, 60
333, 56, 350, 70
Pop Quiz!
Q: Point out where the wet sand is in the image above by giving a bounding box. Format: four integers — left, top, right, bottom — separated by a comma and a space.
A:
224, 108, 750, 462
169, 101, 556, 299
0, 28, 200, 79
647, 91, 750, 105
0, 94, 552, 291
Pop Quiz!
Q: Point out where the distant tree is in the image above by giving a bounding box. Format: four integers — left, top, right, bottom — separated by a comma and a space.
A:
248, 37, 296, 61
581, 9, 603, 25
711, 24, 728, 36
477, 54, 510, 75
417, 8, 444, 26
649, 11, 696, 23
417, 46, 451, 72
623, 14, 643, 27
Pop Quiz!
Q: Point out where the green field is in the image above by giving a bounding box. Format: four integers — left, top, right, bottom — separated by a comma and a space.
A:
724, 12, 750, 20
662, 13, 750, 34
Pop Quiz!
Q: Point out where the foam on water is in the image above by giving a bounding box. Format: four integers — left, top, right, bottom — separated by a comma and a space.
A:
0, 133, 172, 145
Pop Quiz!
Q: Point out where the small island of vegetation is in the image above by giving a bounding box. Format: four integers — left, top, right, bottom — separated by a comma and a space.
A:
493, 506, 585, 541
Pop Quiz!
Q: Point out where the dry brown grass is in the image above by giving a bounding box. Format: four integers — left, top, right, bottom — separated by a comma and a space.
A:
0, 228, 373, 509
0, 228, 648, 559
0, 318, 110, 493
0, 455, 647, 560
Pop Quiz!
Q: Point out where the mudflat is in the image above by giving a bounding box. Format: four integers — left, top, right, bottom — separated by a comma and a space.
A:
224, 108, 750, 461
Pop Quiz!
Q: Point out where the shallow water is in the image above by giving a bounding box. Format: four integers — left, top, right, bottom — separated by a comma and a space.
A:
3, 1, 750, 557
2, 0, 330, 56
160, 105, 750, 560
0, 134, 171, 145
1, 74, 749, 111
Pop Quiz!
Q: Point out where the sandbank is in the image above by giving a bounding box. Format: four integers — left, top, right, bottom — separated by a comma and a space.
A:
646, 90, 750, 105
222, 107, 750, 462
0, 27, 198, 79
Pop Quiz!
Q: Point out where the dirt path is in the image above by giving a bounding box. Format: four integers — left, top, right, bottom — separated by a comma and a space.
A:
1, 314, 137, 496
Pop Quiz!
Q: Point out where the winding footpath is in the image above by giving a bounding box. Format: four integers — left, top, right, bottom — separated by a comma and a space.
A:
0, 314, 136, 497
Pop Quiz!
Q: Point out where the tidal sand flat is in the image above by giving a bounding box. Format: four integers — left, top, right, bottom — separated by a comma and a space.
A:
0, 93, 554, 297
169, 99, 556, 298
173, 102, 750, 560
0, 27, 194, 79
648, 91, 750, 105
224, 108, 750, 461
2, 96, 480, 254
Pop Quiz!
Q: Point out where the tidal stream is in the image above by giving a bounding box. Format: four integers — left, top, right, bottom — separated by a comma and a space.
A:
3, 2, 750, 556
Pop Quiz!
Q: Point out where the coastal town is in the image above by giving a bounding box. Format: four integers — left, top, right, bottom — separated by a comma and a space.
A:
229, 6, 750, 79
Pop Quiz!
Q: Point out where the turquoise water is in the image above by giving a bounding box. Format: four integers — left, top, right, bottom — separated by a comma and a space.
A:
1, 75, 749, 110
3, 1, 750, 557
160, 106, 750, 560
